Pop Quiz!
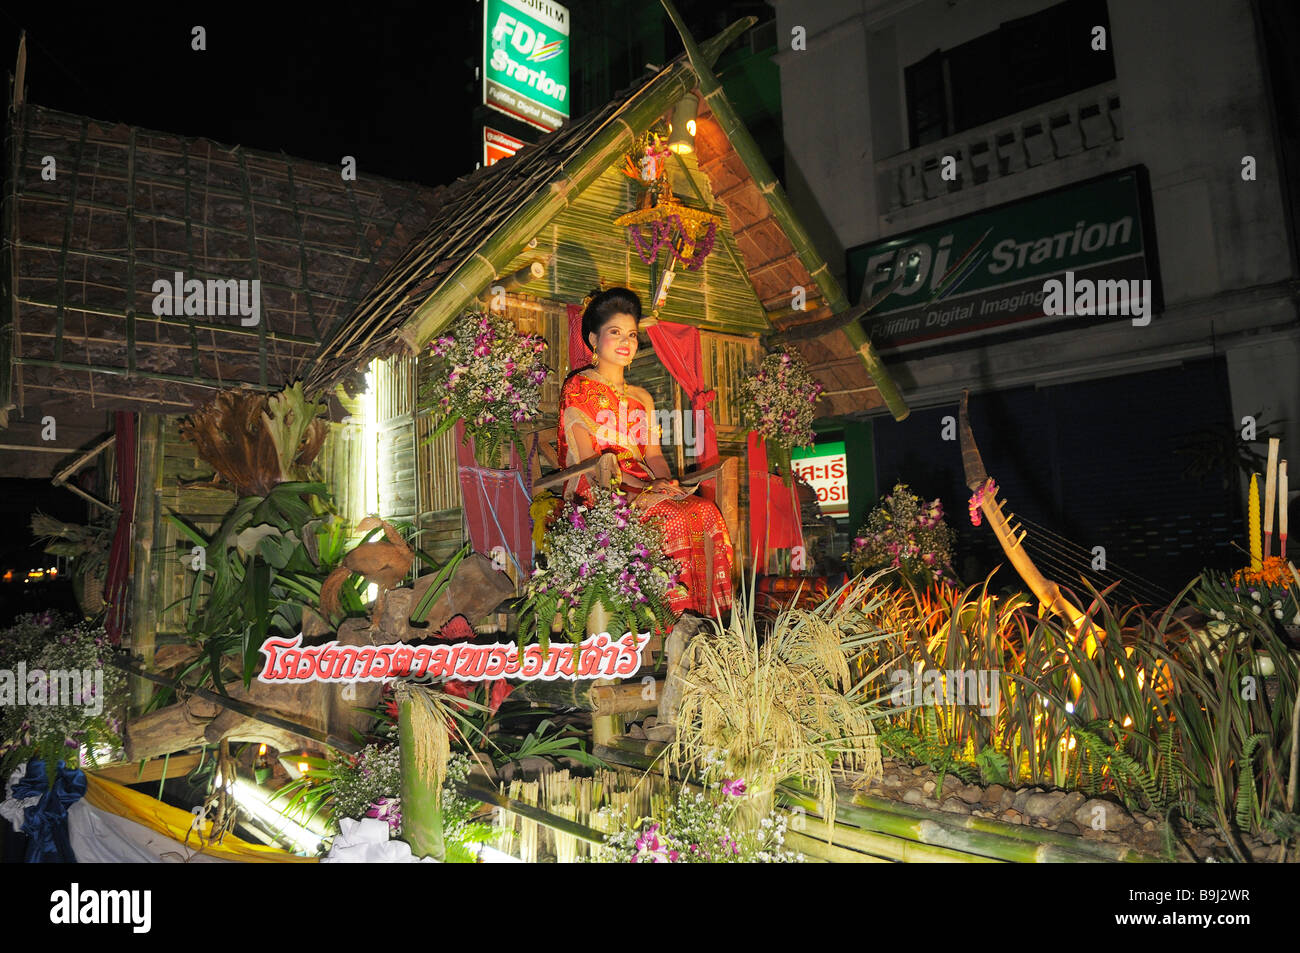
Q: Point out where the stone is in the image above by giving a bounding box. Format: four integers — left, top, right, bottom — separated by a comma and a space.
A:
913, 766, 926, 776
922, 797, 939, 809
921, 780, 936, 795
978, 783, 1004, 807
1012, 787, 1042, 813
1055, 820, 1080, 836
1024, 791, 1064, 818
1001, 810, 1024, 825
1142, 820, 1156, 833
902, 789, 925, 806
960, 783, 986, 805
941, 798, 971, 815
1051, 791, 1087, 823
1250, 844, 1273, 862
1073, 798, 1132, 831
999, 790, 1016, 812
642, 715, 657, 728
627, 723, 647, 740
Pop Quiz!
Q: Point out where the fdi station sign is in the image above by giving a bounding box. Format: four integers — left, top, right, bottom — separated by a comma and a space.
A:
483, 0, 571, 133
846, 168, 1161, 354
792, 440, 849, 519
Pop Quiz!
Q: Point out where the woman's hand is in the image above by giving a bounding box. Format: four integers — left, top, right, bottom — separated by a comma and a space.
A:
649, 477, 681, 494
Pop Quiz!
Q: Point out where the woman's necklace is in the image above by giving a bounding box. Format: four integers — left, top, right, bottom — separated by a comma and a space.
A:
588, 364, 628, 402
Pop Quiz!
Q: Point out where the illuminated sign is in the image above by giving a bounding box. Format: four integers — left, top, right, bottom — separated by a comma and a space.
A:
792, 440, 848, 518
485, 126, 525, 166
484, 0, 571, 133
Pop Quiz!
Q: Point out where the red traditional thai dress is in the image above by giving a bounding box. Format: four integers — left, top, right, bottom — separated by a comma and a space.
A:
558, 371, 734, 616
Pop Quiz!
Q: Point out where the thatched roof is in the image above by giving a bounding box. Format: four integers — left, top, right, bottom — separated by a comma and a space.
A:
3, 104, 443, 418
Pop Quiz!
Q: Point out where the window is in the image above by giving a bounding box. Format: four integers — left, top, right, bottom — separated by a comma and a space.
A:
904, 0, 1115, 149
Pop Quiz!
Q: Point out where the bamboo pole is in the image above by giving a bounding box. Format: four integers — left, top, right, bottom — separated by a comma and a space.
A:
659, 0, 909, 422
398, 19, 755, 353
128, 414, 163, 711
398, 695, 445, 861
844, 792, 1158, 863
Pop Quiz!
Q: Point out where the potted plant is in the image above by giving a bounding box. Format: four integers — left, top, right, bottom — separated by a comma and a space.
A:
848, 483, 956, 590
422, 310, 551, 469
737, 347, 823, 484
519, 485, 679, 656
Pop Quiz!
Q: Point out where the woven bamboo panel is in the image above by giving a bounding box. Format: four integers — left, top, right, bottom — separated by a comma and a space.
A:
6, 104, 441, 415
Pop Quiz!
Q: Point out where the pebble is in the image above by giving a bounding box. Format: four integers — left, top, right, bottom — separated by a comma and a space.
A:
643, 716, 657, 728
941, 798, 971, 815
921, 780, 936, 795
627, 723, 647, 740
1056, 820, 1080, 836
912, 766, 926, 776
1000, 810, 1024, 825
979, 784, 1005, 807
1142, 820, 1156, 832
902, 789, 925, 806
1250, 844, 1273, 862
999, 790, 1016, 812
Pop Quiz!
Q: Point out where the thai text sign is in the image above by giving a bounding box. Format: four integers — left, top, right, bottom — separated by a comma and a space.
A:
792, 440, 848, 518
846, 168, 1158, 353
485, 126, 525, 166
484, 0, 570, 132
257, 632, 646, 683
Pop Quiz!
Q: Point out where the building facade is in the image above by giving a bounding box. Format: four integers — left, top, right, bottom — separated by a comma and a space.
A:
773, 0, 1300, 590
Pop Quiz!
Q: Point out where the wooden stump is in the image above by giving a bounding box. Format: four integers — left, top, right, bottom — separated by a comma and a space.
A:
644, 612, 710, 743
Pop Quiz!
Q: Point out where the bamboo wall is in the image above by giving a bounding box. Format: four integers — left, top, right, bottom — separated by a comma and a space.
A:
153, 416, 235, 637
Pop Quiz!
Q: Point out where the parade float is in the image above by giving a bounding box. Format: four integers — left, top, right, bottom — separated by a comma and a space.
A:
3, 3, 1297, 865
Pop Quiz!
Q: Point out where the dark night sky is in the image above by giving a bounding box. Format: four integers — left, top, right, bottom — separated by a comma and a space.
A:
1, 3, 487, 187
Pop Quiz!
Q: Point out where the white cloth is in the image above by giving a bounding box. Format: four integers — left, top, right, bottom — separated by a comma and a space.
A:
321, 817, 437, 863
1, 765, 41, 833
66, 800, 232, 863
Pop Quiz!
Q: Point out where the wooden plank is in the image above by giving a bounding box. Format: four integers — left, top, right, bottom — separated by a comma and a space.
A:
91, 752, 204, 785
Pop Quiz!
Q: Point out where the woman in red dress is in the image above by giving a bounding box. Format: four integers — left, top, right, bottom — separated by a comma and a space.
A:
558, 288, 734, 617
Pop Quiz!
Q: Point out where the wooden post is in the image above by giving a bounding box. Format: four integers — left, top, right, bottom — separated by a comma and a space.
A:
398, 695, 445, 861
128, 414, 163, 711
586, 601, 623, 746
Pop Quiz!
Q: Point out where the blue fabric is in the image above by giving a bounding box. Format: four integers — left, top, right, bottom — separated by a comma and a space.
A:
13, 760, 85, 863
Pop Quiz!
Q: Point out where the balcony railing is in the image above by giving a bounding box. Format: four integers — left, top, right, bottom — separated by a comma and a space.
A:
875, 81, 1122, 215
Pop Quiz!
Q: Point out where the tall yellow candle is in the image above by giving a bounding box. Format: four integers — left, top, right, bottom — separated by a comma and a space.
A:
1248, 473, 1262, 570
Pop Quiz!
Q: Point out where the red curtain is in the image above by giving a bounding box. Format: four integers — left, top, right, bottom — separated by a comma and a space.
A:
567, 303, 590, 373
103, 412, 136, 645
454, 420, 534, 576
747, 431, 803, 570
645, 321, 719, 498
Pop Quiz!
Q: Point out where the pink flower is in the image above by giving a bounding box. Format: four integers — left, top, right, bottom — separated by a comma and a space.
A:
721, 778, 747, 797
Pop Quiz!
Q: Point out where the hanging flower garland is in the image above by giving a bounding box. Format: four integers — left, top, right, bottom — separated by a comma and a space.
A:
618, 204, 720, 272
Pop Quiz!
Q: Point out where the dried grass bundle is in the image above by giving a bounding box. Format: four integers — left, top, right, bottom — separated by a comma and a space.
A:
668, 574, 895, 823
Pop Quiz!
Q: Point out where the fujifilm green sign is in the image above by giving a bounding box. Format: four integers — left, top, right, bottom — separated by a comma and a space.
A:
484, 0, 570, 132
846, 169, 1160, 353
